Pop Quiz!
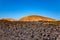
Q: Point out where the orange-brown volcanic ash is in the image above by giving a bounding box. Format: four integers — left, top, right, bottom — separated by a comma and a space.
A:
19, 15, 57, 21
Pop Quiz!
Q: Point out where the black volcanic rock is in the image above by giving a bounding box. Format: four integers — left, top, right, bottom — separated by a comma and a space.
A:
0, 20, 60, 40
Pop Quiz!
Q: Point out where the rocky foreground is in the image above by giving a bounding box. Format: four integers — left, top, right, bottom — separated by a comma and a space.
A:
0, 20, 60, 40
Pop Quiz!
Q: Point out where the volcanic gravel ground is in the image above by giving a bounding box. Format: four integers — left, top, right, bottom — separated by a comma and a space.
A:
0, 20, 60, 40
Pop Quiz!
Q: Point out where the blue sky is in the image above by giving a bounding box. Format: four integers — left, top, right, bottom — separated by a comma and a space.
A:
0, 0, 60, 20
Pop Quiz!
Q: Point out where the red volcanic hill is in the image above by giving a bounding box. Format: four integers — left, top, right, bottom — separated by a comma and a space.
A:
0, 18, 15, 21
19, 15, 57, 21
